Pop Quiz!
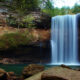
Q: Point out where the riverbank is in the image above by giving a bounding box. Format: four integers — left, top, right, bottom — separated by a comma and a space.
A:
0, 64, 80, 75
0, 64, 80, 80
0, 64, 45, 80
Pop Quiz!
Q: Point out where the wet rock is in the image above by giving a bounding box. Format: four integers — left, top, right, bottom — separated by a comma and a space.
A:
23, 64, 44, 79
42, 77, 67, 80
74, 68, 80, 71
8, 72, 15, 76
8, 72, 24, 80
25, 72, 43, 80
9, 76, 24, 80
41, 67, 80, 80
0, 68, 24, 80
0, 73, 8, 80
0, 68, 8, 80
0, 68, 6, 73
1, 58, 18, 64
61, 64, 71, 69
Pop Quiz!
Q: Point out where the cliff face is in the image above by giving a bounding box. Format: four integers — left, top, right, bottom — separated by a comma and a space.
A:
0, 27, 50, 42
0, 12, 51, 42
30, 29, 50, 42
0, 11, 51, 63
30, 12, 51, 29
0, 27, 51, 63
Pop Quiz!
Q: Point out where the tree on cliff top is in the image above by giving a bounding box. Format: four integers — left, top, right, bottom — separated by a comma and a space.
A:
72, 3, 80, 14
9, 0, 40, 13
7, 0, 40, 29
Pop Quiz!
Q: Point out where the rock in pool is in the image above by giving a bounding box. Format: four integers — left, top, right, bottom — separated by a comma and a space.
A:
23, 64, 44, 79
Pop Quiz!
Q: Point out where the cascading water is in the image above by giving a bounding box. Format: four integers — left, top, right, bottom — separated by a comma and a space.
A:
51, 14, 78, 65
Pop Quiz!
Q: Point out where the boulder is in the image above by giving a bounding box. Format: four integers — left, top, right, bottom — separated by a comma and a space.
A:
8, 71, 24, 80
0, 68, 8, 80
0, 68, 24, 80
9, 76, 24, 80
74, 68, 80, 71
23, 64, 44, 78
8, 72, 15, 76
41, 67, 80, 80
25, 72, 43, 80
2, 58, 16, 64
0, 68, 6, 73
61, 64, 71, 69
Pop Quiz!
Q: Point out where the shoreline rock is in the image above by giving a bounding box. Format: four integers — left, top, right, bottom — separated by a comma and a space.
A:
0, 64, 80, 80
25, 66, 80, 80
0, 58, 20, 64
41, 67, 80, 80
23, 64, 44, 79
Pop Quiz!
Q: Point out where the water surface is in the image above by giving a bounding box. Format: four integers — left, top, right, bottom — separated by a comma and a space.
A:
0, 64, 80, 75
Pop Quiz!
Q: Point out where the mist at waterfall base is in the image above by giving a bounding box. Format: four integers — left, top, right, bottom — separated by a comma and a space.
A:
51, 14, 79, 65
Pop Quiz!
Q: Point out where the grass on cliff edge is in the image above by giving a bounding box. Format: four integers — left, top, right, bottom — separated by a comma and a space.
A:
0, 31, 34, 50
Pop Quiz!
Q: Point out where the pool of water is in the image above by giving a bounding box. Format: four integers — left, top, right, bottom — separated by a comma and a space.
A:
0, 64, 27, 75
0, 64, 80, 75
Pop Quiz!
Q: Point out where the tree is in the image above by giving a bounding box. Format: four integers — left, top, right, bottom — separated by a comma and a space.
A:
5, 0, 42, 29
41, 0, 53, 9
0, 0, 6, 2
10, 0, 40, 12
72, 3, 80, 14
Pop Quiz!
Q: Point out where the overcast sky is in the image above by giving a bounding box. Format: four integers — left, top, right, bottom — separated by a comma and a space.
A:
51, 0, 80, 8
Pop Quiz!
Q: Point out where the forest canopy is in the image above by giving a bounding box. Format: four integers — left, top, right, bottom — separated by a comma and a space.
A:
0, 0, 80, 16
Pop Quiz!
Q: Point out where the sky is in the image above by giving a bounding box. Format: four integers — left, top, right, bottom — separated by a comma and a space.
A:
52, 0, 80, 8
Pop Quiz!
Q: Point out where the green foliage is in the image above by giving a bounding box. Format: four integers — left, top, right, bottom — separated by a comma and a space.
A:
23, 14, 36, 28
23, 15, 35, 22
42, 9, 54, 17
6, 0, 40, 28
9, 0, 40, 13
6, 15, 17, 26
41, 0, 54, 16
6, 14, 36, 28
41, 0, 74, 16
44, 0, 53, 9
24, 30, 35, 41
25, 0, 39, 11
0, 32, 34, 49
42, 7, 72, 17
72, 4, 80, 14
0, 0, 6, 2
0, 40, 7, 49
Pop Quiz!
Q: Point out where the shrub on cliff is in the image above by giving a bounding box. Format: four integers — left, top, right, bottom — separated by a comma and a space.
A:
0, 0, 6, 2
0, 31, 34, 50
22, 14, 36, 28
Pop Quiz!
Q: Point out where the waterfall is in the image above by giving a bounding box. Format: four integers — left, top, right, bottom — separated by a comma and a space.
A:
51, 15, 78, 65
